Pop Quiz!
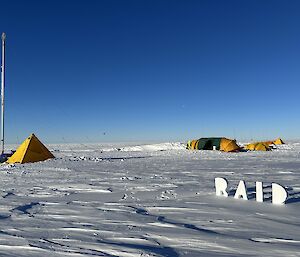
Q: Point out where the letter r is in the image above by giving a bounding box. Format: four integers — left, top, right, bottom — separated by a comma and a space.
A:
215, 177, 228, 197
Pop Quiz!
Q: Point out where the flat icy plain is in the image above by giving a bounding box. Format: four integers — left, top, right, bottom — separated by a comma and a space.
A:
0, 141, 299, 256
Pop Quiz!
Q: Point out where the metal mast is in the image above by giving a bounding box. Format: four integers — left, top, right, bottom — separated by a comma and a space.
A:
1, 33, 6, 154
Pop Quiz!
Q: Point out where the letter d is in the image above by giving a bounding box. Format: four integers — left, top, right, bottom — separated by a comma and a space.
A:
272, 183, 288, 204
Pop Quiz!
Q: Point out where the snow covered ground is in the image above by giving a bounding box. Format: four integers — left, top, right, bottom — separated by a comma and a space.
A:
0, 141, 299, 257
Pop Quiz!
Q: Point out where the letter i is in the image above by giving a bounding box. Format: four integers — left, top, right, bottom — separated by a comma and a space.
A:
256, 182, 263, 202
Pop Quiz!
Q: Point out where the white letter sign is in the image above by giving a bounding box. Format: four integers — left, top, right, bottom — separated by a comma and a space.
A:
272, 183, 288, 204
215, 177, 228, 197
256, 181, 263, 202
234, 180, 248, 200
214, 177, 288, 205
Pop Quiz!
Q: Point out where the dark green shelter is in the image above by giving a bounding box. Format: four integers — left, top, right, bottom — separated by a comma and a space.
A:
197, 138, 222, 150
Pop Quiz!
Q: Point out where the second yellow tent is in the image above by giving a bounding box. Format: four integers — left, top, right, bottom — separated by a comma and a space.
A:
245, 142, 270, 151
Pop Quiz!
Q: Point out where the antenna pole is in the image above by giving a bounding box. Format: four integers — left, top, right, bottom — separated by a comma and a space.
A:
1, 33, 6, 154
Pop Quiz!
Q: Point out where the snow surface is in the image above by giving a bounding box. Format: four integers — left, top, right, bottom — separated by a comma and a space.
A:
0, 141, 299, 257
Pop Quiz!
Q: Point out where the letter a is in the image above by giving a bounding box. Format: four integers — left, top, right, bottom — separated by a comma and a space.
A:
272, 183, 288, 204
215, 177, 228, 197
234, 180, 248, 200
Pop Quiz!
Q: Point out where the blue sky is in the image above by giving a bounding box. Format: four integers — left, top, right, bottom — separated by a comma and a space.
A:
1, 0, 299, 143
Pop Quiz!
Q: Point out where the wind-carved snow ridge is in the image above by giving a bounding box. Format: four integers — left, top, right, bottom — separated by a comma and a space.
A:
30, 238, 117, 257
97, 237, 180, 257
11, 202, 41, 215
0, 141, 298, 256
129, 206, 220, 235
249, 237, 300, 245
69, 155, 150, 162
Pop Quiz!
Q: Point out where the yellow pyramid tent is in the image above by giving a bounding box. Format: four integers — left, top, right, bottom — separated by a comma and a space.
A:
273, 138, 284, 145
7, 134, 54, 164
262, 138, 284, 146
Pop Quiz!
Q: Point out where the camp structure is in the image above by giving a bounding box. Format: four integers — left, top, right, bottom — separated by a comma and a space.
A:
187, 137, 240, 152
7, 133, 54, 164
245, 138, 285, 151
262, 140, 274, 146
245, 142, 270, 151
273, 138, 284, 145
261, 138, 285, 146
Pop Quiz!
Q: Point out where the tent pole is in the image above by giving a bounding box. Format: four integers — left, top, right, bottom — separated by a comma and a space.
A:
1, 33, 6, 155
